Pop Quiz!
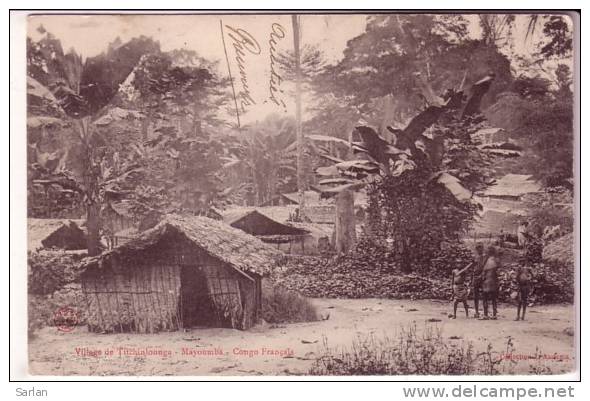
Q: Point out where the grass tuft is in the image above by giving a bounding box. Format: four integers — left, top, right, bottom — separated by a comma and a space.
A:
261, 283, 319, 324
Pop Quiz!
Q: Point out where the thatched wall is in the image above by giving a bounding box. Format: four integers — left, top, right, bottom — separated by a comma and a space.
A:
81, 231, 259, 333
83, 261, 181, 333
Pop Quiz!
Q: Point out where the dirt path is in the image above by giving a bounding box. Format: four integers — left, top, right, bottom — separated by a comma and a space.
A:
29, 299, 575, 376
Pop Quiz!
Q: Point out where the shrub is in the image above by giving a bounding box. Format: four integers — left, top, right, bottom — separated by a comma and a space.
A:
28, 250, 87, 337
309, 324, 519, 376
365, 169, 480, 274
28, 283, 87, 338
28, 250, 84, 295
261, 282, 319, 324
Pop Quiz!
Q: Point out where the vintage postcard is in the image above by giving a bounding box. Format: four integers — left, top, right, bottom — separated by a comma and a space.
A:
16, 11, 577, 377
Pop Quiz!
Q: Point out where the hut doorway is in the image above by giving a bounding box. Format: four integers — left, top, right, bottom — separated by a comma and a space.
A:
180, 265, 218, 328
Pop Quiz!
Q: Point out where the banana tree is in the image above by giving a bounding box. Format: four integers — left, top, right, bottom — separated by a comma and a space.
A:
27, 77, 147, 254
27, 32, 148, 254
311, 73, 497, 255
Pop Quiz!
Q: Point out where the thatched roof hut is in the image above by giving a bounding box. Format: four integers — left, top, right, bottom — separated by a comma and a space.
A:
223, 209, 309, 241
543, 232, 574, 268
223, 207, 333, 254
28, 218, 86, 251
79, 215, 281, 333
260, 193, 299, 206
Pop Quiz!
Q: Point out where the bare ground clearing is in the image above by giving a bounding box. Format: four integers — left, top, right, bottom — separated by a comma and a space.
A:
29, 298, 575, 376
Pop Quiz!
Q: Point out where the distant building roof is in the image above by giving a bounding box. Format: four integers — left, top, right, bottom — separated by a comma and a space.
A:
260, 194, 298, 206
223, 209, 309, 237
482, 174, 542, 198
281, 191, 322, 205
28, 218, 86, 251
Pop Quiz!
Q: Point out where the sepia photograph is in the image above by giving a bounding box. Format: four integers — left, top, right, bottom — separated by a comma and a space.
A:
16, 10, 577, 377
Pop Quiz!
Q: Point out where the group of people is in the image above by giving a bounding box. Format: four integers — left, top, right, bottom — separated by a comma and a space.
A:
451, 243, 533, 321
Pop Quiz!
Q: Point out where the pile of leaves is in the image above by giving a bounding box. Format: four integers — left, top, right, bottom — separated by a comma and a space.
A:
271, 255, 451, 300
425, 243, 474, 279
497, 261, 574, 304
273, 237, 573, 304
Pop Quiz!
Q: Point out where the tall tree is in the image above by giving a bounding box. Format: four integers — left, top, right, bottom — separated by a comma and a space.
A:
292, 15, 306, 216
220, 115, 297, 206
314, 15, 513, 123
123, 49, 229, 214
525, 14, 573, 59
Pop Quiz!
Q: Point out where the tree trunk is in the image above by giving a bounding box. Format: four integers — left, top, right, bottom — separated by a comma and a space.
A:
334, 189, 356, 255
79, 118, 101, 256
292, 14, 306, 219
400, 242, 412, 273
86, 201, 101, 256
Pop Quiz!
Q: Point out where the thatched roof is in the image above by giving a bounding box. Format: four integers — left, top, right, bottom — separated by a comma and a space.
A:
223, 209, 309, 237
81, 214, 282, 276
223, 206, 296, 223
28, 218, 86, 251
543, 232, 574, 267
260, 193, 298, 206
281, 191, 321, 205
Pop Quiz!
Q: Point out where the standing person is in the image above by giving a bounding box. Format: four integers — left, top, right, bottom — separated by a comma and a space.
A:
517, 221, 529, 249
514, 264, 533, 321
481, 246, 500, 320
471, 243, 487, 318
451, 262, 472, 319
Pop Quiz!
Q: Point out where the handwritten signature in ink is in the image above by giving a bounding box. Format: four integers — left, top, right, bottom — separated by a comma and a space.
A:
268, 23, 287, 110
224, 25, 261, 112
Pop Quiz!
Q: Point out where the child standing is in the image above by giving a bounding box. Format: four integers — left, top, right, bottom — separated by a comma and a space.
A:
451, 262, 472, 319
514, 264, 533, 321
